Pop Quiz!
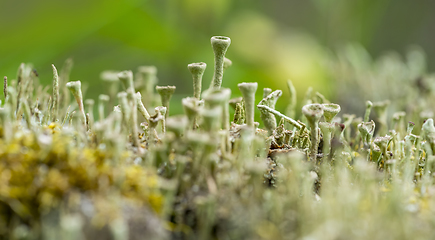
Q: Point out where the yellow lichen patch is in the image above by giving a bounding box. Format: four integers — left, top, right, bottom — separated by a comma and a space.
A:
0, 128, 163, 235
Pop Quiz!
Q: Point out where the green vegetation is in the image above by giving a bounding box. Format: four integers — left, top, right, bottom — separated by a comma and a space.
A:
1, 36, 435, 240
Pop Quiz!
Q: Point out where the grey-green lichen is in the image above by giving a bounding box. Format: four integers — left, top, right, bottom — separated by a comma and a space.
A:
238, 82, 258, 127
156, 85, 176, 118
302, 103, 323, 162
2, 36, 435, 240
188, 62, 206, 100
210, 36, 231, 89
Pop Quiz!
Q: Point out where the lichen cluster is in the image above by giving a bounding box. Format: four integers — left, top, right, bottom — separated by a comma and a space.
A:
2, 36, 435, 240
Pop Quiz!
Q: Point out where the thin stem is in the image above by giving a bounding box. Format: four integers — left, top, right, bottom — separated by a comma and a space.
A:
128, 90, 140, 148
257, 105, 303, 130
66, 81, 86, 126
3, 76, 7, 100
98, 94, 109, 121
364, 100, 373, 122
188, 62, 206, 99
210, 36, 231, 89
60, 58, 73, 114
258, 90, 282, 134
52, 64, 59, 121
135, 92, 150, 122
285, 79, 297, 119
137, 66, 157, 108
15, 63, 25, 113
118, 70, 134, 91
302, 104, 323, 162
238, 82, 257, 127
156, 86, 176, 118
263, 88, 272, 99
85, 99, 95, 128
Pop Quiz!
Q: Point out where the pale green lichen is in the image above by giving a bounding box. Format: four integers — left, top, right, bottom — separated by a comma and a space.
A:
188, 62, 207, 100
98, 94, 110, 121
258, 90, 282, 134
238, 82, 258, 127
2, 35, 435, 240
210, 36, 231, 89
51, 64, 59, 121
302, 104, 323, 162
66, 80, 86, 126
156, 86, 176, 119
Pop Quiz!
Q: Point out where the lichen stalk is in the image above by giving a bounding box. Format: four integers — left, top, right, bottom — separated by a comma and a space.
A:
374, 135, 393, 167
117, 92, 131, 131
118, 70, 134, 91
285, 79, 297, 120
182, 97, 200, 130
20, 99, 32, 128
203, 88, 231, 129
263, 88, 272, 99
60, 58, 73, 114
135, 92, 150, 122
364, 100, 373, 122
0, 106, 11, 142
201, 106, 222, 133
66, 81, 86, 126
85, 99, 94, 129
302, 104, 323, 162
156, 86, 176, 118
319, 122, 333, 158
155, 106, 167, 133
210, 36, 231, 89
98, 94, 109, 121
51, 64, 59, 121
258, 90, 282, 134
128, 90, 140, 148
137, 66, 158, 108
238, 82, 258, 127
188, 62, 207, 99
257, 104, 303, 130
3, 76, 7, 99
422, 118, 435, 154
100, 70, 120, 107
15, 63, 25, 113
373, 100, 390, 136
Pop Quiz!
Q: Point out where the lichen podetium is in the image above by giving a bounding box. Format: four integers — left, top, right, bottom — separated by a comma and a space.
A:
2, 36, 435, 240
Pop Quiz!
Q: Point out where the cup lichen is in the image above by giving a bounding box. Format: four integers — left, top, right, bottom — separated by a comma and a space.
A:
2, 35, 435, 240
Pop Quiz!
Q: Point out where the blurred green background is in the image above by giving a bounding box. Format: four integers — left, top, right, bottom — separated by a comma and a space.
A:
1, 0, 435, 116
